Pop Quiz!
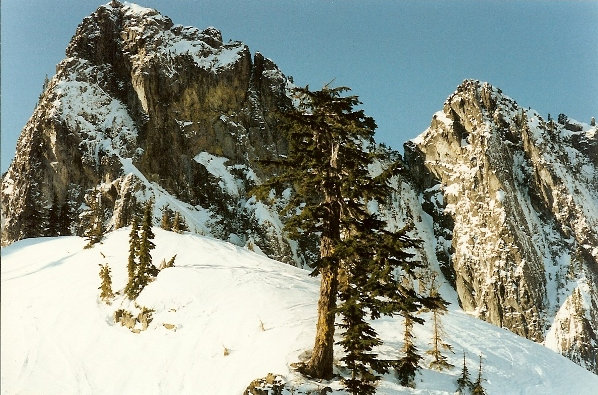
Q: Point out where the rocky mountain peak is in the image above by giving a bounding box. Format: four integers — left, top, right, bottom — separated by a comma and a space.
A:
1, 2, 295, 263
404, 79, 597, 372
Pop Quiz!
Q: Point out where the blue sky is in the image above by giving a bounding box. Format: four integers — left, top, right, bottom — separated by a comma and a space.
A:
2, 0, 597, 172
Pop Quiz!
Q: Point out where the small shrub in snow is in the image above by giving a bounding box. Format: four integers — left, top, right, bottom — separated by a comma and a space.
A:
114, 306, 154, 332
244, 373, 285, 395
223, 346, 231, 356
137, 307, 154, 330
98, 263, 114, 303
159, 254, 177, 270
114, 309, 136, 329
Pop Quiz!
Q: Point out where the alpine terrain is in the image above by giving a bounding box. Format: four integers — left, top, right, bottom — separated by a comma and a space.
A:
1, 1, 597, 392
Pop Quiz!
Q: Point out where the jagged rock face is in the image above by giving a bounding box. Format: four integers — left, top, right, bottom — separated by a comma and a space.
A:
1, 2, 296, 263
404, 80, 598, 373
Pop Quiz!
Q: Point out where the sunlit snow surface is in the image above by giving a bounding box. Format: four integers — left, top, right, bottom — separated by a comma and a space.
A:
2, 230, 597, 394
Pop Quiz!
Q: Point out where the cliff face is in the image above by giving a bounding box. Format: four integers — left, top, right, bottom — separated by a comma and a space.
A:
404, 80, 598, 373
1, 2, 298, 264
2, 3, 597, 374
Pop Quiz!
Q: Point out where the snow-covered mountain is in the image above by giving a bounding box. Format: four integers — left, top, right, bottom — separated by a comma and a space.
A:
1, 1, 299, 264
403, 80, 598, 373
2, 230, 597, 394
1, 1, 597, 377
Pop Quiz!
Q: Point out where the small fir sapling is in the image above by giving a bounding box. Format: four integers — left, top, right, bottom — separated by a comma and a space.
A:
426, 273, 454, 371
160, 206, 172, 230
98, 263, 114, 303
125, 216, 140, 299
471, 354, 487, 395
456, 352, 473, 394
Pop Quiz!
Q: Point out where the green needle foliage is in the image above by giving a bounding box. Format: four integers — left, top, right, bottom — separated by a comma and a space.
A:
98, 263, 114, 303
254, 84, 443, 390
426, 274, 454, 371
471, 354, 487, 395
125, 216, 140, 299
125, 199, 157, 299
456, 352, 473, 394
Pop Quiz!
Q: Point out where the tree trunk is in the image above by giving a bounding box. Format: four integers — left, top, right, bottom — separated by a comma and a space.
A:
302, 234, 339, 379
302, 227, 338, 380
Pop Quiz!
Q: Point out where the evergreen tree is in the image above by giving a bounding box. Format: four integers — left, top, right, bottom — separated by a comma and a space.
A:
84, 193, 104, 248
456, 352, 472, 394
255, 84, 438, 384
58, 200, 71, 236
21, 184, 46, 239
426, 274, 454, 371
160, 206, 172, 231
395, 312, 419, 387
255, 84, 380, 379
38, 74, 50, 104
47, 195, 60, 236
125, 216, 140, 299
337, 243, 384, 394
159, 254, 177, 270
471, 354, 486, 395
137, 199, 157, 288
98, 263, 114, 303
255, 84, 390, 380
172, 212, 181, 233
558, 113, 568, 125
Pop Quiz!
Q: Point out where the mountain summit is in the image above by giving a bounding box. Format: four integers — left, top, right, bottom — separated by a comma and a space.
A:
2, 1, 597, 375
2, 1, 297, 263
404, 80, 598, 373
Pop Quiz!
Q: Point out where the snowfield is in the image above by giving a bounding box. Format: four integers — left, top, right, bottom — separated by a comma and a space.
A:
2, 229, 597, 394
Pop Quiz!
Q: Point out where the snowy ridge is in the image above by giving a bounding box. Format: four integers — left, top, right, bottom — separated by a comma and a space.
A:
2, 230, 597, 394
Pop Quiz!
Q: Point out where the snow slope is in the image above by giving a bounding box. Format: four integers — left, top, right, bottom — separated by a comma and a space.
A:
2, 230, 597, 394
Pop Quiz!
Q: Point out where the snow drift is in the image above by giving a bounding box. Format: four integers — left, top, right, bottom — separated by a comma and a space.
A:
2, 229, 596, 394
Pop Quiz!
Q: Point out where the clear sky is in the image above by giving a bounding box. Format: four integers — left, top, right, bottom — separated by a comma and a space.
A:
2, 0, 597, 172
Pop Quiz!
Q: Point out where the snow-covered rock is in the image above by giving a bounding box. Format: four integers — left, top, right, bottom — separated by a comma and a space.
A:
1, 1, 298, 265
404, 80, 598, 373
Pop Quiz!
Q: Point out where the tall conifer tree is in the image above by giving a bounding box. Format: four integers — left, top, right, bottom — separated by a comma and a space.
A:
471, 354, 487, 395
125, 216, 140, 299
426, 274, 454, 371
255, 84, 437, 385
256, 84, 385, 379
137, 199, 157, 287
395, 312, 419, 387
456, 352, 472, 394
58, 200, 71, 236
47, 194, 60, 236
84, 193, 104, 247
